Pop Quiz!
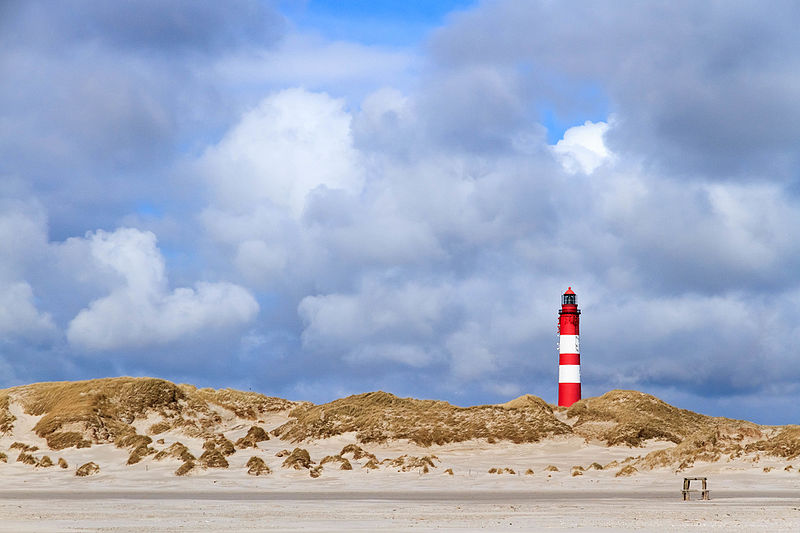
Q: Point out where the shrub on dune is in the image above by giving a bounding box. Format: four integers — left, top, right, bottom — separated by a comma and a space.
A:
154, 442, 194, 462
615, 465, 638, 477
148, 421, 171, 435
235, 426, 270, 449
340, 444, 376, 461
282, 448, 313, 470
199, 449, 229, 469
76, 462, 100, 477
246, 456, 271, 476
16, 452, 36, 465
127, 444, 156, 465
175, 460, 195, 476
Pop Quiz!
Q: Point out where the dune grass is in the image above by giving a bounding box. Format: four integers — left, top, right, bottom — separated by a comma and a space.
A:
282, 448, 313, 470
566, 390, 712, 446
274, 391, 572, 446
175, 460, 195, 476
154, 442, 195, 462
235, 426, 269, 449
75, 462, 99, 476
185, 386, 299, 419
245, 456, 271, 475
0, 392, 15, 434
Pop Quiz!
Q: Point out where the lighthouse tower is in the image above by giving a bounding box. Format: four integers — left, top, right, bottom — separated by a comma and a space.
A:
558, 287, 581, 407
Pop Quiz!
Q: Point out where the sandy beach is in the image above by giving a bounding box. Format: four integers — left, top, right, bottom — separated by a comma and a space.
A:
2, 484, 799, 531
2, 379, 798, 531
2, 435, 799, 531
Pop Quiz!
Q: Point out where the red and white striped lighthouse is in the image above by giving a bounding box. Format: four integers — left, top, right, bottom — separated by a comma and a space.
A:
558, 287, 581, 407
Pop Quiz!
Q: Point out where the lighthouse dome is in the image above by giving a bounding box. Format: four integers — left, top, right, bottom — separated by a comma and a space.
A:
562, 287, 577, 306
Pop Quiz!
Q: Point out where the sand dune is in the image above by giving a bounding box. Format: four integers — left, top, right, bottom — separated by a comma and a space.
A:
1, 377, 798, 477
2, 377, 799, 530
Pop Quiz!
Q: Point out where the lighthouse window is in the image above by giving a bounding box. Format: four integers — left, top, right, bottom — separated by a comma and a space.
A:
562, 294, 576, 305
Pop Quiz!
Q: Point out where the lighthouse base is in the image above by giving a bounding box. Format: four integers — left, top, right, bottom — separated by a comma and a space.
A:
558, 382, 581, 407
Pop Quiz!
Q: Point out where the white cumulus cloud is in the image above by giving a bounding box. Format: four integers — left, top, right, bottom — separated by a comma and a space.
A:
67, 228, 258, 351
201, 88, 364, 217
551, 120, 613, 174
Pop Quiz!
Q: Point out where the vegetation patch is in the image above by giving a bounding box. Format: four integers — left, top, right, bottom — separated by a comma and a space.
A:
148, 421, 171, 435
187, 386, 299, 419
17, 452, 37, 465
76, 462, 100, 477
45, 432, 92, 450
175, 460, 195, 476
246, 456, 271, 476
340, 444, 376, 461
0, 392, 15, 434
235, 426, 270, 449
154, 442, 195, 462
384, 455, 439, 473
273, 391, 572, 446
320, 454, 352, 470
10, 442, 38, 452
204, 434, 235, 456
615, 465, 638, 477
567, 390, 713, 447
127, 444, 156, 465
282, 448, 313, 470
37, 455, 54, 468
199, 449, 229, 469
58, 457, 68, 469
488, 467, 516, 474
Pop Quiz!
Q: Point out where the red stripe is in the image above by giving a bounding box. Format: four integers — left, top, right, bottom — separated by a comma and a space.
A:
558, 383, 581, 407
558, 316, 580, 335
559, 353, 580, 365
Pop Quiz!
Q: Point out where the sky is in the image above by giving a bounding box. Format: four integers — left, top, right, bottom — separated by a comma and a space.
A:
0, 0, 798, 424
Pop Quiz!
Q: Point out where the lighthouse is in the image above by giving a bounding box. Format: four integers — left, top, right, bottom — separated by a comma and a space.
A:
558, 287, 581, 407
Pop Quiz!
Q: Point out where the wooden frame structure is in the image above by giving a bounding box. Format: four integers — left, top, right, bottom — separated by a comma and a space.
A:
682, 477, 710, 501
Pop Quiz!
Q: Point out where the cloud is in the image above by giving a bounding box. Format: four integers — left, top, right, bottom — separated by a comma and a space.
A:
201, 88, 364, 217
430, 0, 800, 178
67, 228, 258, 351
551, 120, 612, 174
0, 282, 57, 340
3, 0, 285, 55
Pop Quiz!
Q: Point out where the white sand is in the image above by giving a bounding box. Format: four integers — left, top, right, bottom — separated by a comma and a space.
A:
2, 433, 799, 531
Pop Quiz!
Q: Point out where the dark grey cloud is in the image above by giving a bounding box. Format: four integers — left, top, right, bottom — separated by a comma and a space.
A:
430, 0, 800, 179
0, 0, 286, 239
2, 0, 285, 54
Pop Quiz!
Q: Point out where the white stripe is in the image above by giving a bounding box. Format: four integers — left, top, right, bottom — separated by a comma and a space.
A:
559, 364, 581, 383
559, 334, 580, 354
